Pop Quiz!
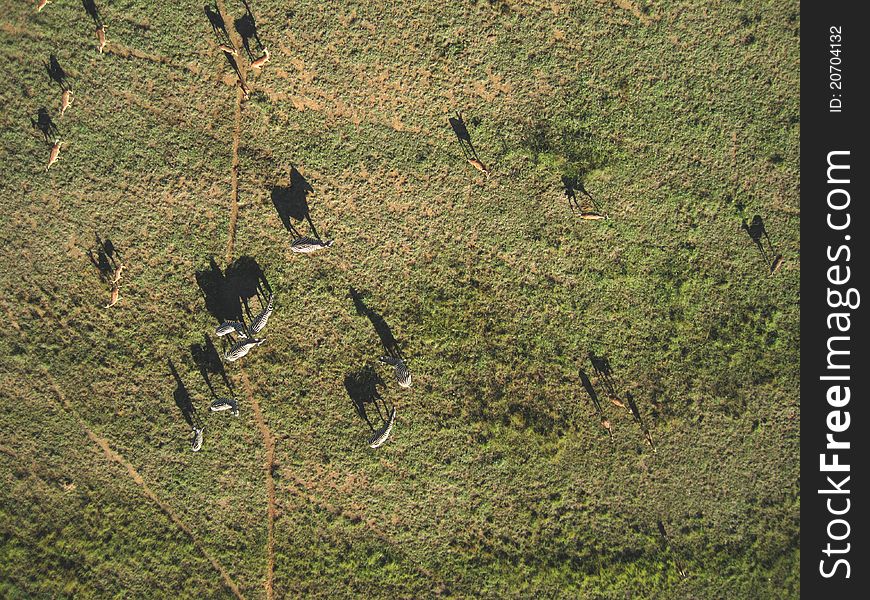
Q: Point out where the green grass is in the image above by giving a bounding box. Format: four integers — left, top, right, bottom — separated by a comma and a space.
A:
1, 0, 799, 597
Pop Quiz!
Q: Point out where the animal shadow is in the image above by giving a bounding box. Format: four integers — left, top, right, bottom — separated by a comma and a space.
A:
234, 1, 263, 60
31, 108, 59, 143
86, 233, 122, 282
169, 359, 200, 429
449, 112, 477, 160
270, 167, 321, 240
562, 175, 606, 218
579, 368, 612, 439
345, 365, 391, 431
348, 287, 404, 360
45, 54, 70, 90
741, 214, 783, 273
204, 3, 229, 41
82, 0, 103, 27
190, 333, 233, 396
195, 255, 272, 324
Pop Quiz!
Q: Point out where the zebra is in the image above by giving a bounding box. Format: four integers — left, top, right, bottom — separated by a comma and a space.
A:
210, 397, 240, 417
380, 356, 411, 388
191, 426, 204, 452
368, 407, 396, 449
215, 321, 247, 337
224, 337, 265, 362
249, 294, 274, 335
290, 237, 333, 254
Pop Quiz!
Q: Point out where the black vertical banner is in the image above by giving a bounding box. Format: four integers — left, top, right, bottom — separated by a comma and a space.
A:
802, 3, 868, 597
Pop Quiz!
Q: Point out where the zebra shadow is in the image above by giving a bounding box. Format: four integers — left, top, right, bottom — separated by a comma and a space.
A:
86, 233, 122, 283
270, 167, 322, 241
347, 286, 405, 360
195, 255, 272, 324
190, 334, 233, 396
344, 365, 392, 432
169, 359, 201, 429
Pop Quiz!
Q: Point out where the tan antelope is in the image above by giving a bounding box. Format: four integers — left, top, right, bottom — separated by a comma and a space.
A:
219, 44, 237, 56
579, 211, 607, 221
96, 25, 107, 53
60, 89, 72, 117
250, 47, 271, 70
467, 157, 490, 179
37, 0, 51, 12
608, 395, 628, 411
111, 264, 125, 286
600, 417, 613, 440
105, 284, 120, 308
46, 140, 62, 171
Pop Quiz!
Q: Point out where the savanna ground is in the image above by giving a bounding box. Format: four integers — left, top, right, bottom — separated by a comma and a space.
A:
0, 0, 799, 598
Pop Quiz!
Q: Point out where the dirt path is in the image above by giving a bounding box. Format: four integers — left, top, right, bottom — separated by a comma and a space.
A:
211, 3, 276, 593
41, 369, 246, 600
215, 0, 248, 265
240, 370, 277, 600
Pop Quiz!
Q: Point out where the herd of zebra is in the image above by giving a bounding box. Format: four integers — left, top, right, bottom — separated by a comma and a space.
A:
187, 288, 411, 452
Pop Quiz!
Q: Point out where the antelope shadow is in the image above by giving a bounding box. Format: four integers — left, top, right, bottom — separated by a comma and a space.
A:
195, 255, 272, 324
31, 108, 58, 143
449, 112, 477, 160
348, 286, 404, 360
579, 368, 612, 438
190, 333, 233, 396
740, 214, 782, 273
588, 351, 617, 397
344, 365, 391, 431
169, 359, 199, 429
562, 175, 602, 216
223, 49, 245, 85
626, 391, 656, 451
234, 0, 263, 61
270, 167, 321, 240
82, 0, 103, 27
86, 233, 122, 282
204, 3, 229, 41
45, 54, 70, 90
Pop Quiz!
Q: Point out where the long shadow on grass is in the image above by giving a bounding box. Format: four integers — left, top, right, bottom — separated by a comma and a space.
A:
270, 167, 321, 240
86, 233, 123, 283
738, 210, 783, 274
190, 333, 233, 396
195, 256, 272, 324
82, 0, 103, 27
31, 108, 59, 143
204, 3, 229, 41
234, 0, 263, 61
45, 54, 70, 91
344, 365, 391, 432
348, 287, 405, 360
169, 359, 200, 429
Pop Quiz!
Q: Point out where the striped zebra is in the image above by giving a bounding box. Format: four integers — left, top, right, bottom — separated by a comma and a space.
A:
224, 337, 265, 362
215, 321, 247, 337
380, 356, 411, 388
290, 237, 333, 254
249, 294, 274, 335
191, 427, 204, 452
210, 397, 240, 417
368, 407, 396, 449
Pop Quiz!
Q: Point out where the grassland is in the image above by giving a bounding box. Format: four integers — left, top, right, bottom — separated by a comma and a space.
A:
0, 0, 799, 598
